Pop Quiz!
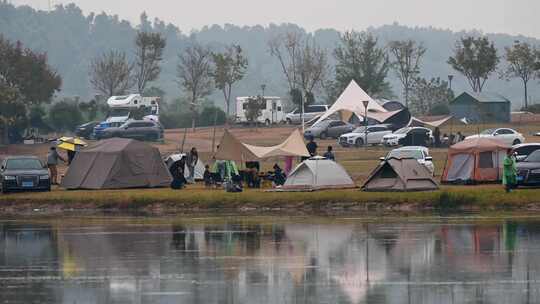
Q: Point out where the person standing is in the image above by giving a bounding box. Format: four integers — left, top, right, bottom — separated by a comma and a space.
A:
433, 127, 441, 148
47, 146, 65, 185
186, 147, 198, 183
503, 149, 517, 193
304, 136, 318, 161
323, 146, 335, 161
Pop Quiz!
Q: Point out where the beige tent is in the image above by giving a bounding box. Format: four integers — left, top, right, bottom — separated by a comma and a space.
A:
282, 157, 356, 190
313, 80, 387, 126
214, 129, 310, 161
362, 158, 438, 192
409, 115, 466, 128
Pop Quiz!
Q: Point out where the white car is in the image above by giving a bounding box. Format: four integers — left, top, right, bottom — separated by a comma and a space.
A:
382, 127, 433, 147
338, 124, 393, 147
381, 146, 435, 175
466, 128, 525, 146
285, 104, 329, 124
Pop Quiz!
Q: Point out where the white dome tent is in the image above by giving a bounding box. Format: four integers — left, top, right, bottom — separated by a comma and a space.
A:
282, 157, 356, 191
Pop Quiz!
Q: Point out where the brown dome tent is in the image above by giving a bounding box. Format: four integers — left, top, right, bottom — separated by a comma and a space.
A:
441, 137, 510, 184
61, 138, 172, 189
362, 158, 438, 192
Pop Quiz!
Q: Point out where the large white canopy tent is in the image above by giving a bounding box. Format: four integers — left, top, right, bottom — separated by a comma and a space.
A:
313, 80, 388, 126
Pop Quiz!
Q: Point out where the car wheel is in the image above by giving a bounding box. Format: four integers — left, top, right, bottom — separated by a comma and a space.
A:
355, 138, 364, 147
320, 132, 327, 140
513, 139, 521, 145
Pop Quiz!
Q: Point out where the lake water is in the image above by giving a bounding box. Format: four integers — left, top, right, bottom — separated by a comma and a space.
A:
1, 215, 540, 304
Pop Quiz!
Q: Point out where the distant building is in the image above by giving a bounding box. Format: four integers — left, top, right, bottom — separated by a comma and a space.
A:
450, 92, 511, 123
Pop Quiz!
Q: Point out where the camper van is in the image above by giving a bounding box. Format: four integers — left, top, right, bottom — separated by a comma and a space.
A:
236, 96, 284, 125
93, 94, 161, 139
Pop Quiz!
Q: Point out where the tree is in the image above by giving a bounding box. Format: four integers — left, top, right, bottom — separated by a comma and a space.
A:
501, 41, 540, 108
177, 43, 213, 130
244, 96, 266, 129
448, 36, 499, 93
134, 31, 166, 93
269, 33, 328, 110
89, 50, 134, 97
334, 31, 391, 98
211, 44, 248, 117
409, 77, 454, 115
389, 40, 426, 107
48, 99, 84, 131
0, 36, 61, 143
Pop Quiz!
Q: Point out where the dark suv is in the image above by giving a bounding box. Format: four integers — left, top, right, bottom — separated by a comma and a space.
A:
99, 119, 164, 141
1, 156, 51, 193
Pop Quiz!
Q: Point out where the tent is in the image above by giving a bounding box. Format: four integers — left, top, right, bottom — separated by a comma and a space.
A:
313, 80, 388, 126
282, 157, 356, 190
214, 129, 310, 161
441, 137, 510, 184
164, 153, 205, 180
362, 158, 438, 192
409, 115, 466, 128
61, 138, 172, 189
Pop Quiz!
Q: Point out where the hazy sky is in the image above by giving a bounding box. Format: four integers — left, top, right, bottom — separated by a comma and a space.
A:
13, 0, 540, 38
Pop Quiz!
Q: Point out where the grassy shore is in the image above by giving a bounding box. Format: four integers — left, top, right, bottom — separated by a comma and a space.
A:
2, 185, 540, 215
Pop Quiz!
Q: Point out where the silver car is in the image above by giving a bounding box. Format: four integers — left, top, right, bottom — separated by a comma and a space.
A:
304, 120, 355, 139
285, 104, 329, 124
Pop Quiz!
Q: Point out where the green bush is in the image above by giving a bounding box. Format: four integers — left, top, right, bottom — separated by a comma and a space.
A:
48, 100, 84, 132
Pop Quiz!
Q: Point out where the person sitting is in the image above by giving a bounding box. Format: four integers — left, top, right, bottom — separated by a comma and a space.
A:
170, 159, 187, 190
203, 165, 212, 187
323, 146, 335, 161
269, 163, 286, 186
226, 174, 243, 192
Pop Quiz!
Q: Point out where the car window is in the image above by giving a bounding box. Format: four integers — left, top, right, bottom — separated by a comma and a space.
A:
525, 150, 540, 162
480, 128, 496, 135
496, 129, 514, 135
5, 158, 43, 170
519, 146, 540, 155
307, 105, 326, 113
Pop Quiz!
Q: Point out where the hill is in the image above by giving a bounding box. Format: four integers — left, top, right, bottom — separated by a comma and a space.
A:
1, 2, 540, 109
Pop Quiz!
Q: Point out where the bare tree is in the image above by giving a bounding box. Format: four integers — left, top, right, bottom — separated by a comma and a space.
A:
389, 40, 426, 107
269, 33, 328, 110
177, 43, 213, 130
89, 50, 133, 97
134, 31, 166, 94
210, 44, 248, 118
501, 41, 540, 109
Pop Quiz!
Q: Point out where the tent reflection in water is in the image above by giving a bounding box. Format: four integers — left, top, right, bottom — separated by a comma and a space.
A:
441, 137, 509, 184
362, 158, 438, 192
283, 156, 356, 191
61, 138, 172, 189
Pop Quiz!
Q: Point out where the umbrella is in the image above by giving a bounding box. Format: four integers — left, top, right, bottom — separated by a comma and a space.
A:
57, 136, 87, 152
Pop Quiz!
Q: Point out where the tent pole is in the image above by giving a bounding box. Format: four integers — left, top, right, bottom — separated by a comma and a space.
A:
181, 127, 188, 153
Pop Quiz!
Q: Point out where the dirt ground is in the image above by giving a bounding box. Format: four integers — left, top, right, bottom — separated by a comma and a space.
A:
2, 122, 540, 184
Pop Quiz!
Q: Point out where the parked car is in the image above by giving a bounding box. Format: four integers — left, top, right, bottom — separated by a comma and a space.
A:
339, 124, 393, 147
1, 156, 50, 193
382, 127, 433, 147
75, 121, 99, 139
517, 150, 540, 186
466, 128, 525, 146
93, 121, 124, 139
304, 120, 355, 139
381, 146, 435, 175
285, 104, 329, 124
512, 143, 540, 162
99, 119, 164, 141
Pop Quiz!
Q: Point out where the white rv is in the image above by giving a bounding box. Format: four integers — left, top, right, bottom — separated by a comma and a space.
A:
106, 94, 160, 124
235, 96, 284, 125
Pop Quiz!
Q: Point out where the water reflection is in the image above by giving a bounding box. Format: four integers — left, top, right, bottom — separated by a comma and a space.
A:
1, 218, 540, 303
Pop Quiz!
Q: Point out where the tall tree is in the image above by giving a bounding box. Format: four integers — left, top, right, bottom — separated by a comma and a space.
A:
501, 41, 540, 108
448, 36, 499, 93
177, 43, 213, 130
134, 31, 166, 93
211, 44, 248, 117
409, 77, 454, 115
89, 50, 133, 97
389, 40, 426, 107
0, 36, 61, 143
269, 32, 328, 115
334, 31, 391, 97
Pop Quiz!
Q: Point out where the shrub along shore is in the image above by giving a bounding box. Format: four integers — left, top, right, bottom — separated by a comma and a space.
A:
1, 185, 540, 216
